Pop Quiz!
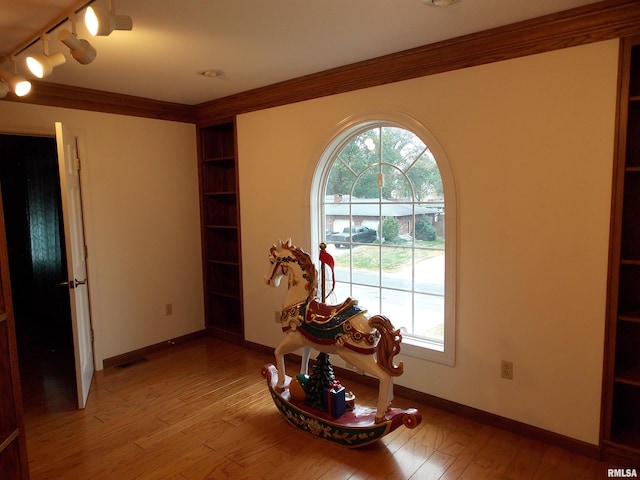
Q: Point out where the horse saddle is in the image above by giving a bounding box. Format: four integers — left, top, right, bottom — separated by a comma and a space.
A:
305, 297, 363, 328
296, 297, 378, 352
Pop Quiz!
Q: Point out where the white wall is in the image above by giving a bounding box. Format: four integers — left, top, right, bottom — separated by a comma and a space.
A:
0, 103, 204, 366
0, 38, 618, 445
237, 40, 619, 445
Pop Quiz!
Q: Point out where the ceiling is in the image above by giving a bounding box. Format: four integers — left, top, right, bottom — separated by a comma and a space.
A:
1, 0, 603, 106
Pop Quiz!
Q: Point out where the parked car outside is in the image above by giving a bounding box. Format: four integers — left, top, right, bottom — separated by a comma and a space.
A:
327, 226, 377, 248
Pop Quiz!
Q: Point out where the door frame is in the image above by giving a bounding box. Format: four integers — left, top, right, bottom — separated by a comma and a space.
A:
0, 124, 101, 381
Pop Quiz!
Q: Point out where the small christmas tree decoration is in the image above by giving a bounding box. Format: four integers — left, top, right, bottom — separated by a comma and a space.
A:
305, 352, 334, 410
304, 352, 346, 418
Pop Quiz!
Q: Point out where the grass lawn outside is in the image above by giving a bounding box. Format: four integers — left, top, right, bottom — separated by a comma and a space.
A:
333, 239, 444, 272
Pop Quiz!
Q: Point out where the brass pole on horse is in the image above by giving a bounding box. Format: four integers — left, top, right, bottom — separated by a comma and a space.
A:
320, 242, 327, 302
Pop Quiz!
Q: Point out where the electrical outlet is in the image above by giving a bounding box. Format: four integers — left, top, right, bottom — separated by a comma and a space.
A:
501, 360, 513, 380
165, 303, 173, 316
274, 310, 281, 323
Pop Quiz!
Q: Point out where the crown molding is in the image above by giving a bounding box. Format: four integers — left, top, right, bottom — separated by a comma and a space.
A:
2, 0, 639, 125
1, 80, 197, 124
196, 0, 640, 125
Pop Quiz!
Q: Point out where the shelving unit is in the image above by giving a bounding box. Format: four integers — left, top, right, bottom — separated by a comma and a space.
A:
602, 36, 640, 463
198, 121, 244, 343
0, 196, 28, 478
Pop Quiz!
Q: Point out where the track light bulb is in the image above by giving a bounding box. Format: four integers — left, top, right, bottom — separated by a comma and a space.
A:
58, 30, 97, 65
11, 76, 31, 97
0, 68, 31, 97
26, 52, 66, 78
85, 6, 133, 36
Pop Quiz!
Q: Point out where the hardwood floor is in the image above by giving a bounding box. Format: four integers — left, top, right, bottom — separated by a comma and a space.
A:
23, 337, 609, 479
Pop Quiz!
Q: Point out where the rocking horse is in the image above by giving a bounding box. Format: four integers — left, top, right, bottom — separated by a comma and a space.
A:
261, 239, 421, 446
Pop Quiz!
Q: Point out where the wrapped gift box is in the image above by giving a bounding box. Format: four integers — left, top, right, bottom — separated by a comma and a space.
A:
324, 385, 346, 418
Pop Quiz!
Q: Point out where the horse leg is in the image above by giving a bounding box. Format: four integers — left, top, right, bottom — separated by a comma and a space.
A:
377, 373, 393, 421
300, 346, 311, 375
338, 351, 393, 422
274, 332, 306, 389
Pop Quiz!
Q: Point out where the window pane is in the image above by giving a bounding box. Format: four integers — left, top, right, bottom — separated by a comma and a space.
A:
328, 279, 351, 304
414, 251, 444, 295
351, 245, 379, 287
382, 127, 426, 169
414, 293, 444, 341
408, 152, 443, 202
330, 281, 352, 303
351, 284, 380, 314
338, 130, 379, 174
380, 289, 413, 333
381, 164, 411, 202
381, 203, 413, 244
352, 166, 380, 200
333, 255, 351, 283
381, 246, 412, 290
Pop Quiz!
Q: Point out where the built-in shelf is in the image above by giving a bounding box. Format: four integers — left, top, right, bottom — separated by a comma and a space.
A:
619, 310, 640, 323
602, 36, 640, 463
616, 365, 640, 387
198, 121, 244, 343
0, 269, 29, 476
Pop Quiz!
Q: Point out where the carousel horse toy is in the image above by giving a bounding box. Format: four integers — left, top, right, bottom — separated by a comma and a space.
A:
261, 239, 421, 446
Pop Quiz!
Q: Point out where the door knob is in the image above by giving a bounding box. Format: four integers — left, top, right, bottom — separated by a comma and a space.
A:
59, 278, 87, 289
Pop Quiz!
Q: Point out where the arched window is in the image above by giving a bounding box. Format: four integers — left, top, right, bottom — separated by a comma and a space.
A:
312, 116, 456, 364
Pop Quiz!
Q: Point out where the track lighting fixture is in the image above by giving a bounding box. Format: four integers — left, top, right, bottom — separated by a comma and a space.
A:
85, 1, 133, 36
58, 30, 97, 65
423, 0, 460, 5
26, 35, 66, 78
0, 64, 32, 97
26, 52, 66, 78
2, 1, 134, 99
0, 81, 9, 99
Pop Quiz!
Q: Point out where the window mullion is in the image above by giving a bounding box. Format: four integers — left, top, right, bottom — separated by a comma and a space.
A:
378, 193, 383, 315
412, 202, 416, 335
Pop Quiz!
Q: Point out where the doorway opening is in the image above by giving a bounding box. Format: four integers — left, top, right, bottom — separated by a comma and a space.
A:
0, 133, 77, 413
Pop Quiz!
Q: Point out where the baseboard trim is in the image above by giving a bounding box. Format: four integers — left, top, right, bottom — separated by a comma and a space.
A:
390, 380, 600, 460
244, 344, 601, 461
102, 330, 207, 369
243, 339, 274, 356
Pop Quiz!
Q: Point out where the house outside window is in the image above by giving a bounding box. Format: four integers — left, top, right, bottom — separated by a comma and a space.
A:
312, 116, 456, 364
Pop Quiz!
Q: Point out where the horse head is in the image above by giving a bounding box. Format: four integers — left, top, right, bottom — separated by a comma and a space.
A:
264, 241, 288, 288
264, 239, 318, 298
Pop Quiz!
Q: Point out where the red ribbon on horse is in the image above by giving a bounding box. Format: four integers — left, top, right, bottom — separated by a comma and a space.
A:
319, 243, 335, 299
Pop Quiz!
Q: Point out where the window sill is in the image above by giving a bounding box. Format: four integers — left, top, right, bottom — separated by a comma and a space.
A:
401, 335, 454, 366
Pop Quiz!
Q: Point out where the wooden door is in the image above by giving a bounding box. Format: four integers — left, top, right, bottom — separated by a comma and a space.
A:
55, 122, 94, 409
0, 188, 30, 478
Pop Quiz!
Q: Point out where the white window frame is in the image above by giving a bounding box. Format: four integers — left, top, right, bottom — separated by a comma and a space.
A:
310, 112, 457, 365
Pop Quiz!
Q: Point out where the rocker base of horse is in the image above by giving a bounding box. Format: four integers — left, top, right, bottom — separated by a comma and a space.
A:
262, 363, 421, 448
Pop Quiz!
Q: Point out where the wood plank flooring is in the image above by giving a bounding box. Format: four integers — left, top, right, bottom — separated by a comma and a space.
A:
23, 337, 610, 479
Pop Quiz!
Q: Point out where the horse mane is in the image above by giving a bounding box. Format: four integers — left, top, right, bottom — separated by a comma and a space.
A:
280, 240, 318, 299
